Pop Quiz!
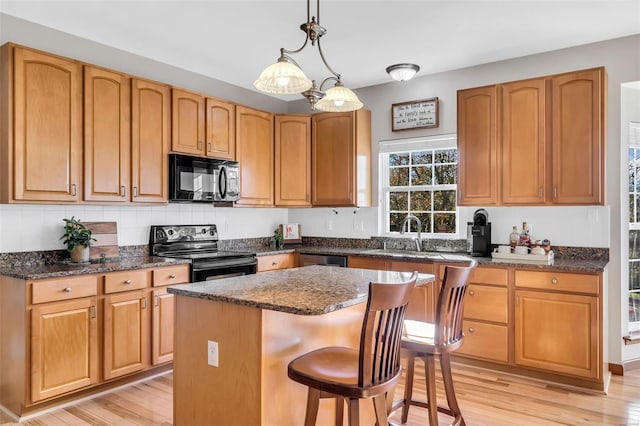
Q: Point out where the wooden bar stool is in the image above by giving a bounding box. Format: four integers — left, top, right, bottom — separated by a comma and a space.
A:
398, 263, 475, 426
287, 272, 419, 426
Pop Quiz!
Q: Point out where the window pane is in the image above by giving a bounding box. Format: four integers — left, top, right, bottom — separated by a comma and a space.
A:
415, 213, 432, 233
389, 153, 410, 166
630, 148, 636, 191
631, 262, 640, 291
433, 190, 456, 211
390, 167, 409, 186
410, 191, 431, 211
389, 192, 408, 211
636, 195, 640, 223
411, 151, 432, 165
630, 230, 640, 259
434, 149, 458, 163
434, 164, 456, 185
631, 194, 636, 223
411, 166, 432, 185
636, 166, 640, 192
630, 291, 640, 323
434, 213, 456, 233
389, 213, 406, 232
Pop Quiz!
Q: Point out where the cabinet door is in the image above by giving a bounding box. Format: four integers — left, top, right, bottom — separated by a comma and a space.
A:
206, 98, 235, 160
84, 66, 131, 202
501, 78, 547, 204
131, 79, 170, 203
391, 260, 435, 322
31, 298, 98, 402
171, 88, 205, 155
152, 288, 174, 365
515, 290, 599, 379
13, 47, 82, 202
103, 291, 149, 380
551, 68, 604, 204
235, 106, 274, 206
457, 86, 499, 205
312, 112, 355, 206
275, 115, 311, 207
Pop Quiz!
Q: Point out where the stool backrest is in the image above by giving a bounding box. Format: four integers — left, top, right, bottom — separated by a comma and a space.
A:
435, 263, 475, 351
359, 272, 418, 387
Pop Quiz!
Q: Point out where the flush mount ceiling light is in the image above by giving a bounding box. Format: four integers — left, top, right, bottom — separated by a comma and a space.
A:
386, 63, 420, 82
253, 0, 363, 112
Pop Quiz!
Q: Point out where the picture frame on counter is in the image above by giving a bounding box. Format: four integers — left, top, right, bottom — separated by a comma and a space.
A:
391, 97, 439, 131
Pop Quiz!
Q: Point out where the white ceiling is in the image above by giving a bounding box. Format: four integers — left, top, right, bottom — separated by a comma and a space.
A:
1, 1, 639, 101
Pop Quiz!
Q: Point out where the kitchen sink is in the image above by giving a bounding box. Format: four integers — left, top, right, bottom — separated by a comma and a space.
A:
362, 249, 445, 260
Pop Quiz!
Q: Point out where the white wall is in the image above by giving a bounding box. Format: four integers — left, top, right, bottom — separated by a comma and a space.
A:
0, 204, 288, 252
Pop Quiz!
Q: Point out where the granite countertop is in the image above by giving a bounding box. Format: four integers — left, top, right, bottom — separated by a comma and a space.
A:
256, 246, 608, 273
168, 265, 434, 315
0, 256, 190, 280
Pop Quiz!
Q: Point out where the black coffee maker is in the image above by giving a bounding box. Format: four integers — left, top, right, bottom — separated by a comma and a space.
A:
467, 209, 492, 257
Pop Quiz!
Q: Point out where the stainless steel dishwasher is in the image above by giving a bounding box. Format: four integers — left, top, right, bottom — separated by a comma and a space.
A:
299, 254, 347, 267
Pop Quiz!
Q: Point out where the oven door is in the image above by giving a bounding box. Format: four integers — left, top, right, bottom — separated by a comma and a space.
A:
191, 257, 257, 282
170, 154, 216, 202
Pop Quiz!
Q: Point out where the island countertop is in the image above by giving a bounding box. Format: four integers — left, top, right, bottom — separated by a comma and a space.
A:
167, 265, 435, 315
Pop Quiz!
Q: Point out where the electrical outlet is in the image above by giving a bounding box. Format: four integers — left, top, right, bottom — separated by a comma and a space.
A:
208, 340, 219, 367
326, 219, 333, 231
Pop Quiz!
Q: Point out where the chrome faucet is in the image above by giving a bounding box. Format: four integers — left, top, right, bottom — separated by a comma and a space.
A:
399, 215, 422, 252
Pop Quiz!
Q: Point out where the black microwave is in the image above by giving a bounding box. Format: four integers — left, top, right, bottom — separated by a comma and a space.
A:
169, 154, 240, 203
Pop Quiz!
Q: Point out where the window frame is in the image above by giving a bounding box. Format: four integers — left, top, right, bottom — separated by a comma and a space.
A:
628, 124, 640, 332
378, 134, 459, 238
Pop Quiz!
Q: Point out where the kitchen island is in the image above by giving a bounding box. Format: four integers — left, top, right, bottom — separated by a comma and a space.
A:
168, 265, 435, 426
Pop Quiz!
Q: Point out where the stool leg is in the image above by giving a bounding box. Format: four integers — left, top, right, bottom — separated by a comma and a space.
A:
304, 388, 320, 426
373, 394, 389, 426
347, 398, 360, 426
401, 354, 416, 423
335, 396, 344, 426
424, 355, 438, 426
440, 353, 464, 426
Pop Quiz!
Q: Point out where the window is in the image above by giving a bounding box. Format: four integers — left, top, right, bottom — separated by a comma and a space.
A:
380, 134, 458, 236
628, 122, 640, 330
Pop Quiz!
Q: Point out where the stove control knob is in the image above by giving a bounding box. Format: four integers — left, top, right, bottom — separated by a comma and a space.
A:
168, 229, 174, 236
201, 228, 207, 234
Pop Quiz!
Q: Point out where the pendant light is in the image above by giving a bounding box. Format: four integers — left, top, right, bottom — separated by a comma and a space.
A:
253, 0, 363, 112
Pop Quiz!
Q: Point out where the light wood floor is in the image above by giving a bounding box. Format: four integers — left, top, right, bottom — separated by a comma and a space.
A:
2, 365, 639, 425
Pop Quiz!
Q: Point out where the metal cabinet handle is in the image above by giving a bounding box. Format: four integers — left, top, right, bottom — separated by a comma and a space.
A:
63, 287, 72, 293
272, 261, 278, 266
121, 185, 126, 197
469, 290, 475, 296
551, 278, 558, 285
169, 274, 176, 279
468, 327, 474, 333
198, 141, 203, 150
141, 297, 147, 309
154, 295, 159, 307
90, 305, 97, 318
207, 142, 212, 151
133, 187, 138, 197
124, 279, 132, 285
71, 184, 77, 196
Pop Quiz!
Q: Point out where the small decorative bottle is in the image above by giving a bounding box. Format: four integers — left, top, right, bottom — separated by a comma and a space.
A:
509, 226, 519, 250
519, 222, 531, 247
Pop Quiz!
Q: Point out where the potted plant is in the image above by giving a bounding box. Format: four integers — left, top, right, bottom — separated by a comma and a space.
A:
60, 216, 95, 263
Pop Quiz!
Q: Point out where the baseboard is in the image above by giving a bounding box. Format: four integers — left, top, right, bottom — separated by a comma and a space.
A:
0, 404, 19, 422
610, 359, 640, 375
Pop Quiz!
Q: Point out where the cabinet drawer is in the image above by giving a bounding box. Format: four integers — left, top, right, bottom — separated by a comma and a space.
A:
464, 284, 508, 323
104, 269, 148, 293
438, 265, 507, 286
257, 254, 293, 272
153, 265, 190, 287
457, 320, 508, 363
514, 270, 599, 295
348, 256, 388, 270
32, 275, 98, 304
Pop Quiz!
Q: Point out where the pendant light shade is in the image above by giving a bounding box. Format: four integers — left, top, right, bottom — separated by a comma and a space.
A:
315, 82, 363, 112
253, 57, 313, 94
254, 0, 363, 111
386, 63, 420, 82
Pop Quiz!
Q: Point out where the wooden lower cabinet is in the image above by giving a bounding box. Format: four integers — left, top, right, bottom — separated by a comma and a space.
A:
515, 290, 599, 379
457, 320, 508, 363
257, 253, 295, 272
30, 298, 99, 402
152, 287, 175, 365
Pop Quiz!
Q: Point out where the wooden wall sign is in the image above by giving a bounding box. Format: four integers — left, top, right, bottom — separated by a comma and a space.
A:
391, 97, 439, 131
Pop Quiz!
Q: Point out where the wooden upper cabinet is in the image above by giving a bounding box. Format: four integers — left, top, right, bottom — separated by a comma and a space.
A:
275, 115, 311, 207
206, 98, 235, 160
171, 88, 205, 156
501, 78, 547, 204
132, 79, 170, 203
11, 46, 83, 202
551, 68, 605, 205
311, 109, 371, 207
457, 85, 499, 206
235, 105, 274, 206
84, 66, 131, 202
